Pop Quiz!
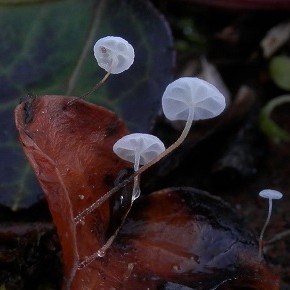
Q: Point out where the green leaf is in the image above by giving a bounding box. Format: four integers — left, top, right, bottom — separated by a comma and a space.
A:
259, 95, 290, 142
0, 0, 174, 210
269, 55, 290, 91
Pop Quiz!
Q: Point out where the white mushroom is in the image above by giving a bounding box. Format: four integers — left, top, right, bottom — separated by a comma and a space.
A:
134, 77, 226, 176
74, 77, 226, 225
258, 189, 283, 257
94, 36, 135, 74
67, 36, 134, 106
113, 133, 165, 200
162, 77, 226, 143
84, 133, 165, 260
87, 36, 134, 96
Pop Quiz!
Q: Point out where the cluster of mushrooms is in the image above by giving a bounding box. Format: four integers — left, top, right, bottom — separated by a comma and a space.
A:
74, 36, 284, 262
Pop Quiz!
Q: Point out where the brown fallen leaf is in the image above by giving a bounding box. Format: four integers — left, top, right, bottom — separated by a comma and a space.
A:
15, 95, 279, 289
15, 95, 130, 289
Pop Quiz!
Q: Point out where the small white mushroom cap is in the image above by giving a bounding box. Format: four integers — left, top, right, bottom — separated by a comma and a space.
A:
113, 133, 165, 166
93, 36, 134, 74
162, 77, 226, 121
259, 189, 283, 200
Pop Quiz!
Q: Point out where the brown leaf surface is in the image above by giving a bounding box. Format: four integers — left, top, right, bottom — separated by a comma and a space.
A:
15, 96, 280, 290
15, 95, 129, 289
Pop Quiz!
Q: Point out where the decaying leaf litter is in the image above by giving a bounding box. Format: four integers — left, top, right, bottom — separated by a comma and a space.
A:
1, 0, 290, 289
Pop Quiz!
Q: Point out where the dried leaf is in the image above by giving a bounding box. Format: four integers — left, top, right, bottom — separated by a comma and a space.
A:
15, 97, 279, 290
15, 95, 130, 289
260, 21, 290, 58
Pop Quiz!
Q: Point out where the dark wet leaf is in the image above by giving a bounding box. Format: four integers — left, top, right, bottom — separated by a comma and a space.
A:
15, 95, 130, 289
116, 187, 279, 290
0, 0, 174, 210
15, 97, 279, 290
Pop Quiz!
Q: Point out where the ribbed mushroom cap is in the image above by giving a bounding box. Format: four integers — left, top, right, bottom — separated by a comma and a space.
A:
94, 36, 135, 74
162, 77, 226, 121
113, 133, 165, 166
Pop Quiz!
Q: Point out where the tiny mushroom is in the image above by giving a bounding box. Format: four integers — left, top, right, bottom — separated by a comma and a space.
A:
135, 77, 226, 176
113, 133, 165, 200
88, 36, 135, 96
89, 133, 165, 259
94, 36, 135, 74
162, 77, 226, 146
258, 189, 283, 257
67, 36, 135, 105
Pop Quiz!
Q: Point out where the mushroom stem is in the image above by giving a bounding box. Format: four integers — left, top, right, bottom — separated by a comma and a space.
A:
133, 152, 141, 200
79, 56, 117, 100
132, 176, 140, 200
65, 70, 111, 108
259, 198, 273, 258
81, 70, 111, 99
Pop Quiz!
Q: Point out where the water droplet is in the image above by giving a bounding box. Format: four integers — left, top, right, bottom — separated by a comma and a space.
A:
97, 249, 105, 257
79, 194, 85, 200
